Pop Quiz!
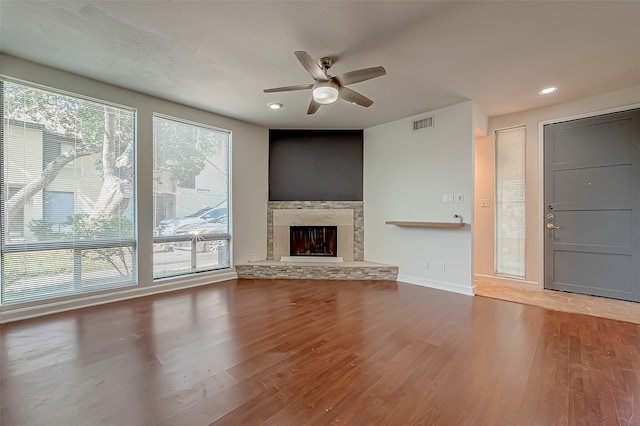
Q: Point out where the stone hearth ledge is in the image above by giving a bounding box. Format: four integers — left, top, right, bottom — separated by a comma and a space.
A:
236, 260, 398, 281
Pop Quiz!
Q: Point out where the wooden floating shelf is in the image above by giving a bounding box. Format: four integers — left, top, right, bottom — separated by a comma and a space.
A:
385, 221, 466, 228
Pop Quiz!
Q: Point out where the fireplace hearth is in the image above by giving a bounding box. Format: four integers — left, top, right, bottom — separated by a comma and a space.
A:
290, 226, 337, 257
238, 201, 397, 280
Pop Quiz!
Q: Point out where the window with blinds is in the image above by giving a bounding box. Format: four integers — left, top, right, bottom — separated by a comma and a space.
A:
152, 114, 230, 279
1, 79, 137, 304
495, 126, 526, 278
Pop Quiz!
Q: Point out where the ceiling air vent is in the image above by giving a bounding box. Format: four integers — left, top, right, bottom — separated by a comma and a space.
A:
413, 116, 434, 131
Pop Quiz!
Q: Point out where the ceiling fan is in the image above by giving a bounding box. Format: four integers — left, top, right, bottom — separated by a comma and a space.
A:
263, 51, 386, 115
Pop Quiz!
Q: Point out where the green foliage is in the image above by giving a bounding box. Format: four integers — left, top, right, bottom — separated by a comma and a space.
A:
4, 81, 134, 180
2, 250, 75, 287
28, 219, 56, 241
63, 214, 134, 277
4, 81, 133, 148
2, 250, 121, 290
65, 213, 134, 240
153, 118, 225, 187
5, 80, 217, 193
5, 82, 85, 136
26, 214, 134, 278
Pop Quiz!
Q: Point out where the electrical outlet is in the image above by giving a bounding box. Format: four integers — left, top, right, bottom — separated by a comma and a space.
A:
250, 252, 257, 261
424, 261, 430, 270
439, 263, 446, 272
481, 198, 490, 207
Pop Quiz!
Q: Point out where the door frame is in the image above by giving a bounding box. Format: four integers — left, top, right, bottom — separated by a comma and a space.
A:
537, 102, 640, 291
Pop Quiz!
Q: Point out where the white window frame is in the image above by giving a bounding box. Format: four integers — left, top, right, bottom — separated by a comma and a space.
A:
0, 77, 138, 304
152, 113, 231, 280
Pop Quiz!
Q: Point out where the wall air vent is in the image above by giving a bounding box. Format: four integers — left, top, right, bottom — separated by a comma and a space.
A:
412, 116, 434, 131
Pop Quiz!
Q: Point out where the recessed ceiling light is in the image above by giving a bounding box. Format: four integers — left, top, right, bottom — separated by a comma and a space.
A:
539, 87, 557, 95
268, 103, 283, 110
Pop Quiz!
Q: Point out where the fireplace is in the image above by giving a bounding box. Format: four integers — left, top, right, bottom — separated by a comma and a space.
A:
270, 206, 359, 261
290, 226, 337, 257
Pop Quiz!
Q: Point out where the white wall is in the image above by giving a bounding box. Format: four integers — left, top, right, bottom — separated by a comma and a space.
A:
0, 54, 268, 321
364, 101, 475, 295
474, 84, 640, 288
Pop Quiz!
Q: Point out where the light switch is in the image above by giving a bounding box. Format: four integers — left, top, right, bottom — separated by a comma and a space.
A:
481, 198, 490, 207
442, 193, 454, 203
456, 193, 464, 203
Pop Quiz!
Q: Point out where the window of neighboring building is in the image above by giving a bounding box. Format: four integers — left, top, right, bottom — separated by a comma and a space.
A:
1, 78, 137, 304
152, 114, 230, 279
495, 126, 526, 278
154, 193, 175, 227
43, 190, 74, 233
6, 187, 24, 239
43, 137, 76, 167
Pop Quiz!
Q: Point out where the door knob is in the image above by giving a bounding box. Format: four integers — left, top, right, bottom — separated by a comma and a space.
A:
546, 223, 559, 229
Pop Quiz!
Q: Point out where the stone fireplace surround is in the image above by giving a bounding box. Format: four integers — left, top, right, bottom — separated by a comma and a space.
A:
267, 201, 364, 261
272, 207, 356, 261
235, 201, 398, 281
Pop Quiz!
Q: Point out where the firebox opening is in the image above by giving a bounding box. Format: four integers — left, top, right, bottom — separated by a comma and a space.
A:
290, 226, 337, 257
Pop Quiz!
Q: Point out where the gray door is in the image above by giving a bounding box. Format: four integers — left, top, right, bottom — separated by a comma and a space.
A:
544, 109, 640, 302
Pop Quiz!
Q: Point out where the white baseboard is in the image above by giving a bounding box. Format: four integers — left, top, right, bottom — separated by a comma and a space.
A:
397, 274, 475, 296
474, 273, 541, 289
0, 270, 238, 324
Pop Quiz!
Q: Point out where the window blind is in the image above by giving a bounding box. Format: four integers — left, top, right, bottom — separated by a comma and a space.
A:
1, 78, 137, 304
495, 126, 526, 278
152, 114, 230, 279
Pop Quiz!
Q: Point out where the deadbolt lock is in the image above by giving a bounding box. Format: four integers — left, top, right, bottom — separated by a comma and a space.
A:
546, 213, 554, 219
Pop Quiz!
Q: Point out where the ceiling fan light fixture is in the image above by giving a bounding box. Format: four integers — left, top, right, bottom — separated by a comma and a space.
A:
263, 51, 386, 114
312, 83, 339, 104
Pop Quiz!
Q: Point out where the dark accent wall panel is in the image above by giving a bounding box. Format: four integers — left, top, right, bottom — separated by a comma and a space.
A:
269, 129, 363, 201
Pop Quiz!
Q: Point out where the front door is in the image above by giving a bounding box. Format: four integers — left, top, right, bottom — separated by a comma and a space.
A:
544, 109, 640, 302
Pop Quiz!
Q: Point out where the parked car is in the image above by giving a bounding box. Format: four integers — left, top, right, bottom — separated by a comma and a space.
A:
156, 206, 227, 236
172, 214, 228, 252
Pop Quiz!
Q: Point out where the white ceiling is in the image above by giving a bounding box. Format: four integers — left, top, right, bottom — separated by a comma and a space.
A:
2, 1, 640, 129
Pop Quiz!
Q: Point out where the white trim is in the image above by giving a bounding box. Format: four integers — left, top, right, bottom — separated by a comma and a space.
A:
0, 270, 238, 323
397, 274, 475, 296
493, 123, 527, 133
537, 102, 640, 128
538, 119, 546, 291
474, 273, 540, 289
494, 125, 526, 278
537, 102, 640, 293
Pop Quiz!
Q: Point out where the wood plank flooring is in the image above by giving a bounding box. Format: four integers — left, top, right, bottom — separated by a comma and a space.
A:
1, 278, 639, 425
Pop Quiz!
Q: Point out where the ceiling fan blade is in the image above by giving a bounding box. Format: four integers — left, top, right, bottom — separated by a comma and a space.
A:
294, 51, 328, 81
334, 66, 386, 86
307, 99, 321, 115
339, 87, 374, 107
263, 83, 314, 93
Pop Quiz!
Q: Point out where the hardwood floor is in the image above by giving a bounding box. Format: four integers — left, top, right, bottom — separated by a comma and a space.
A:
1, 278, 639, 425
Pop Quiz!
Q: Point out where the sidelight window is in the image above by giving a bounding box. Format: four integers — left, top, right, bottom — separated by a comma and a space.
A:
495, 126, 526, 278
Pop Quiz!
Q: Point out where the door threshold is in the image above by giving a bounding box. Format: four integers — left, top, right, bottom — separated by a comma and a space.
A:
474, 280, 640, 325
